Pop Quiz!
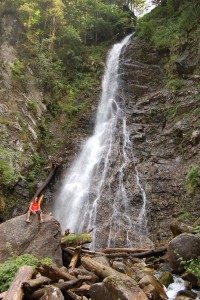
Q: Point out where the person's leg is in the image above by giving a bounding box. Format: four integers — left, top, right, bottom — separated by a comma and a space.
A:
36, 210, 44, 222
26, 210, 31, 222
40, 211, 44, 223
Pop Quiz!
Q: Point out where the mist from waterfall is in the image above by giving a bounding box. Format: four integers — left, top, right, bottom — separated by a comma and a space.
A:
53, 34, 151, 249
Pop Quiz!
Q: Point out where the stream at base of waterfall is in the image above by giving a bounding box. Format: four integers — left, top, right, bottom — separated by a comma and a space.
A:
53, 34, 153, 250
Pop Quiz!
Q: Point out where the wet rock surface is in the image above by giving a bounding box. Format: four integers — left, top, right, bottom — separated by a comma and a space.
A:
116, 36, 200, 246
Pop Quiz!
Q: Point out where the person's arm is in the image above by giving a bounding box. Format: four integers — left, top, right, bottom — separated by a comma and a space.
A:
29, 201, 36, 214
38, 194, 44, 207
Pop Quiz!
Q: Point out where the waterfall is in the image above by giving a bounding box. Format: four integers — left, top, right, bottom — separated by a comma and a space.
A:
53, 34, 152, 250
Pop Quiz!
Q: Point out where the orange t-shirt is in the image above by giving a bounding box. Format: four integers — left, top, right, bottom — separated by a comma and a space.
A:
30, 201, 39, 211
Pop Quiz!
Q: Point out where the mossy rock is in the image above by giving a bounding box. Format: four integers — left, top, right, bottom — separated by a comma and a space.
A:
159, 272, 174, 287
61, 233, 92, 247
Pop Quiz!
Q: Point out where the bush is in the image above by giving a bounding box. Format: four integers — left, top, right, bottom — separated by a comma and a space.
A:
0, 253, 52, 292
194, 225, 200, 238
178, 211, 191, 222
0, 148, 21, 187
166, 79, 184, 90
27, 153, 45, 182
178, 256, 200, 279
186, 164, 199, 195
136, 0, 200, 51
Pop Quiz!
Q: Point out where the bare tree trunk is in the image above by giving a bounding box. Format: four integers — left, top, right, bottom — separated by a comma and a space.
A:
36, 262, 75, 282
23, 164, 59, 213
0, 291, 7, 299
22, 276, 52, 293
81, 257, 128, 280
67, 290, 88, 300
103, 247, 152, 253
67, 291, 88, 300
69, 246, 82, 270
29, 279, 85, 300
4, 266, 33, 300
131, 246, 167, 258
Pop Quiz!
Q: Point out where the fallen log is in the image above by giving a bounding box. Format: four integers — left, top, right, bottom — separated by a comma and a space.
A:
130, 246, 167, 258
70, 268, 99, 283
28, 279, 85, 300
104, 252, 131, 258
67, 290, 88, 300
77, 275, 99, 284
61, 233, 92, 248
36, 262, 75, 281
22, 276, 52, 293
0, 291, 7, 299
69, 246, 82, 270
68, 247, 104, 256
4, 266, 33, 300
81, 256, 129, 280
70, 284, 90, 297
103, 247, 152, 253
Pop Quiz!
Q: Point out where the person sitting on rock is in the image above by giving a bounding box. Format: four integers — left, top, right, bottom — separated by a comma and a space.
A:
26, 195, 44, 223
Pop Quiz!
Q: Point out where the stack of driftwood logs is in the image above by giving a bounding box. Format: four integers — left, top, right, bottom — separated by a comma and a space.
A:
0, 235, 167, 300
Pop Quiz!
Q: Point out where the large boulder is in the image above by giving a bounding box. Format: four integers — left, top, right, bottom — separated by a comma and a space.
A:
0, 214, 62, 266
170, 221, 195, 237
167, 233, 200, 273
89, 275, 148, 300
138, 273, 167, 300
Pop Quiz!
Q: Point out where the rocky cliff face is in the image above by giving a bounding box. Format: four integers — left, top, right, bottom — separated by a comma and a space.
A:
0, 14, 47, 173
119, 35, 200, 245
1, 11, 199, 249
0, 13, 98, 221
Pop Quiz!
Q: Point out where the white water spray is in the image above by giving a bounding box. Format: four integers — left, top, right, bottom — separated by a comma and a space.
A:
53, 35, 151, 249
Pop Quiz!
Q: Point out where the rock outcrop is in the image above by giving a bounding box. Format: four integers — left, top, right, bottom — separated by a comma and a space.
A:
0, 213, 62, 266
90, 275, 148, 300
117, 36, 200, 245
167, 233, 200, 273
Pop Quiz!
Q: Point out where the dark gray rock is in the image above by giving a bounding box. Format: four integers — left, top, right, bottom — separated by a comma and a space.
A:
167, 233, 200, 273
0, 213, 62, 266
175, 53, 198, 75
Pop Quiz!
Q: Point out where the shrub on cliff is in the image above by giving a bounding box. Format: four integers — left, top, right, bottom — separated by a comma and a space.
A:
136, 0, 200, 50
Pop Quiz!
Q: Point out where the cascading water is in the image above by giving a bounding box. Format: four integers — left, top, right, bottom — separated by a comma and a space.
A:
53, 34, 152, 250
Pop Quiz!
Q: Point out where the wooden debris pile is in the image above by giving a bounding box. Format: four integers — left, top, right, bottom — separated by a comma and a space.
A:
0, 239, 168, 300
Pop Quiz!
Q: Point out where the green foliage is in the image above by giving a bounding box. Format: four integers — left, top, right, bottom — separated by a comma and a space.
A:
186, 164, 200, 196
0, 148, 21, 187
178, 211, 191, 222
27, 153, 45, 182
8, 58, 26, 80
178, 255, 200, 279
0, 254, 52, 292
136, 0, 200, 50
194, 225, 200, 238
166, 79, 184, 90
27, 100, 39, 116
193, 108, 200, 116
